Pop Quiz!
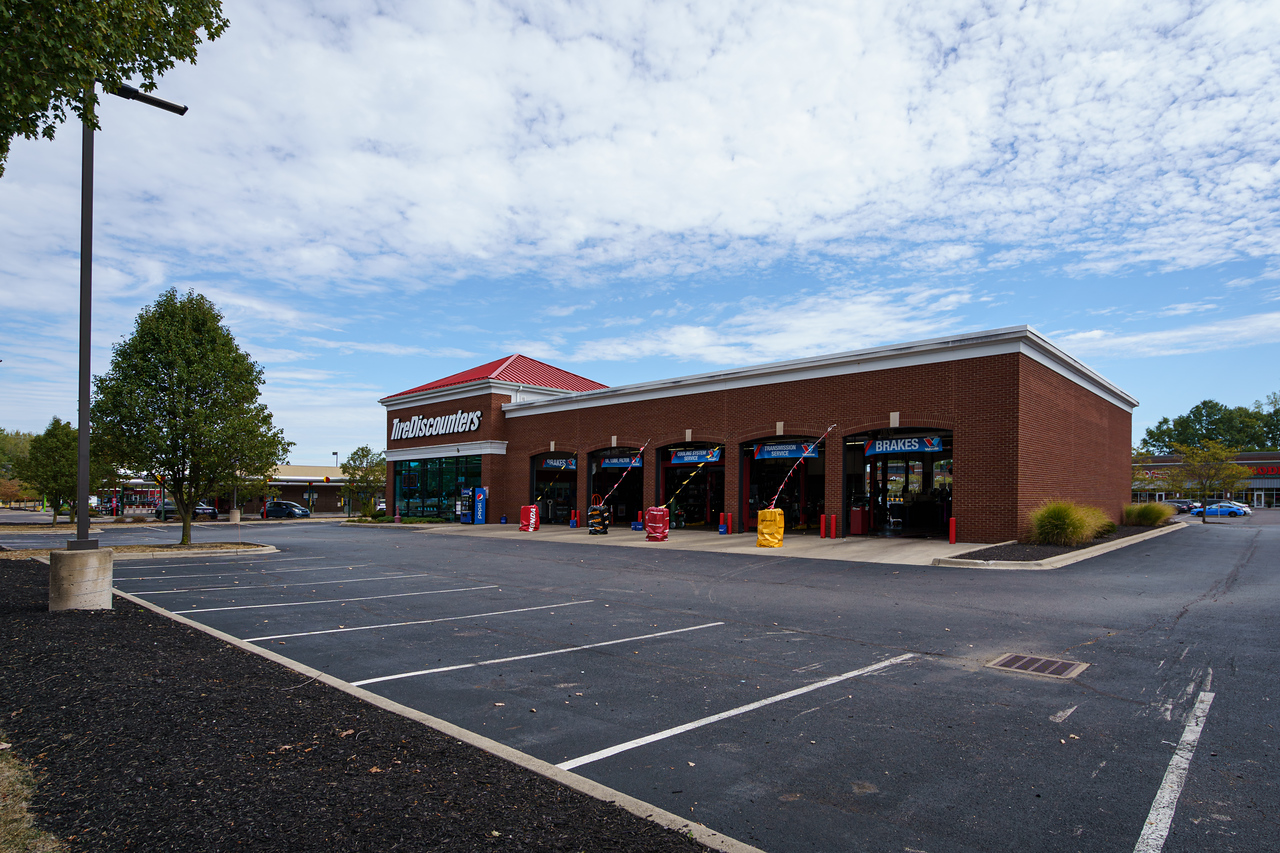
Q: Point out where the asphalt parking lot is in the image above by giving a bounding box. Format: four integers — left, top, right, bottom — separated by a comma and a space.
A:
9, 515, 1277, 852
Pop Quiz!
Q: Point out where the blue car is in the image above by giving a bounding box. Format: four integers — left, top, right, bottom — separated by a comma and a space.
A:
1191, 502, 1247, 518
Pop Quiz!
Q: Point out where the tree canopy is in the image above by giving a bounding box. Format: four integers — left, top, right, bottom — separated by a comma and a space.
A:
1163, 440, 1253, 522
341, 445, 386, 517
92, 288, 291, 543
1139, 396, 1280, 454
0, 0, 229, 177
0, 427, 34, 477
11, 417, 113, 524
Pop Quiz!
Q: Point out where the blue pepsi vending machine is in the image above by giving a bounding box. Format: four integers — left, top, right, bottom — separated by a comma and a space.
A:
461, 487, 487, 524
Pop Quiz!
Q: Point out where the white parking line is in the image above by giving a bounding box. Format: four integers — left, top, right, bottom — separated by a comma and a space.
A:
132, 570, 435, 595
118, 555, 327, 570
245, 600, 594, 642
1133, 690, 1216, 853
557, 653, 916, 771
118, 563, 372, 582
175, 585, 498, 613
352, 622, 724, 687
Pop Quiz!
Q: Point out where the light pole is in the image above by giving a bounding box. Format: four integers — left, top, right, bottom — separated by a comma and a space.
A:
53, 82, 187, 611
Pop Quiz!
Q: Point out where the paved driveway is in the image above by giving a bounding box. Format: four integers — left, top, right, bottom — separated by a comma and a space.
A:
101, 518, 1277, 852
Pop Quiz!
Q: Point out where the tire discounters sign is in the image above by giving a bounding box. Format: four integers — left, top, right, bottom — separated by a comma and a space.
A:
391, 410, 482, 440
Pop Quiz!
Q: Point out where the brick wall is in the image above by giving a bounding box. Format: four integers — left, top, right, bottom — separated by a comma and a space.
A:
383, 352, 1132, 543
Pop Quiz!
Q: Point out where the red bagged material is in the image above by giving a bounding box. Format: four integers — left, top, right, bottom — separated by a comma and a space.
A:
644, 506, 669, 542
519, 505, 540, 531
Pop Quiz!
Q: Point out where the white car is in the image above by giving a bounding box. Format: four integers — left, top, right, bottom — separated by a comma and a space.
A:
1225, 501, 1254, 515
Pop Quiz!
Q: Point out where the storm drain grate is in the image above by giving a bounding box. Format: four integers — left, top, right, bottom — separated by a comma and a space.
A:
986, 653, 1088, 679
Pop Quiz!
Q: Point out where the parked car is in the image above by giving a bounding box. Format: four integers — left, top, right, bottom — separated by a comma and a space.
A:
1224, 501, 1254, 515
1191, 502, 1248, 518
264, 500, 311, 519
1164, 499, 1200, 514
154, 500, 218, 520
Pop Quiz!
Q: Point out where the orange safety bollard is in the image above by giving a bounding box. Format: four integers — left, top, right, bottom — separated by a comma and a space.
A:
819, 514, 827, 538
949, 517, 956, 544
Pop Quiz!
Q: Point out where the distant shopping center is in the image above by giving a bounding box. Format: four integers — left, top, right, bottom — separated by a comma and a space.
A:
1133, 453, 1280, 508
378, 326, 1137, 543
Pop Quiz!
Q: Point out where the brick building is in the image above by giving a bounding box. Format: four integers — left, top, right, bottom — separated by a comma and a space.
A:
379, 326, 1137, 543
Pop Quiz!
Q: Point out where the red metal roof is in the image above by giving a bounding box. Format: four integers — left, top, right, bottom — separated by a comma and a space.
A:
385, 355, 607, 399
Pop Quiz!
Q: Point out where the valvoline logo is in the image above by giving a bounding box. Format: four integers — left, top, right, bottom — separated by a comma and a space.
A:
922, 436, 943, 451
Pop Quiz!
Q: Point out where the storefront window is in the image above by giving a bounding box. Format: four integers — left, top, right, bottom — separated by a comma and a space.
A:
394, 456, 482, 521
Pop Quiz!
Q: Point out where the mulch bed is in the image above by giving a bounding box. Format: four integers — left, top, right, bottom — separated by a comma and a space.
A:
955, 524, 1167, 562
0, 559, 709, 852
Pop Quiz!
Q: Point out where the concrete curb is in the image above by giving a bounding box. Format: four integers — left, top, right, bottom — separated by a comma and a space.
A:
112, 589, 765, 853
338, 521, 454, 530
0, 527, 105, 535
931, 522, 1186, 570
31, 545, 278, 564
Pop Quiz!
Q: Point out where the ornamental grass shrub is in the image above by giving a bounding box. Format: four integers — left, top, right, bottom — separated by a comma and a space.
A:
1028, 501, 1116, 546
1123, 502, 1176, 527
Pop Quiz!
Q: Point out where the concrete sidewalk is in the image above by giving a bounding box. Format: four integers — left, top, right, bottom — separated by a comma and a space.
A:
408, 521, 984, 566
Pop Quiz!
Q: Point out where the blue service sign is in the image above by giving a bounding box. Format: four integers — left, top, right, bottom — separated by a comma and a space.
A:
541, 457, 577, 470
863, 436, 945, 456
600, 455, 642, 468
753, 442, 818, 460
670, 448, 721, 464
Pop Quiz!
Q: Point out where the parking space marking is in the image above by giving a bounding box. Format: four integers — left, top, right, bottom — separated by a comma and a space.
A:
245, 599, 594, 642
1133, 690, 1216, 853
130, 568, 424, 595
174, 584, 498, 613
118, 563, 372, 582
119, 555, 329, 570
352, 622, 725, 687
557, 653, 916, 771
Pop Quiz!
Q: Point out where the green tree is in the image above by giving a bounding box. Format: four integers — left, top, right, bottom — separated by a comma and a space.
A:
1131, 449, 1168, 496
11, 417, 113, 524
1255, 391, 1280, 450
1140, 399, 1270, 454
91, 289, 292, 544
0, 427, 35, 476
0, 0, 228, 177
1165, 441, 1253, 524
341, 446, 386, 517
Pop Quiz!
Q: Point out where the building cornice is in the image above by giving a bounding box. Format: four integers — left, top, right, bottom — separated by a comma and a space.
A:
386, 440, 509, 461
379, 379, 576, 411
501, 326, 1138, 418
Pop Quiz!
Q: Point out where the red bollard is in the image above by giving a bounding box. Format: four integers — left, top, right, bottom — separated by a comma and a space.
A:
637, 511, 643, 523
727, 513, 733, 533
949, 517, 957, 544
829, 514, 837, 539
719, 512, 725, 526
819, 514, 827, 538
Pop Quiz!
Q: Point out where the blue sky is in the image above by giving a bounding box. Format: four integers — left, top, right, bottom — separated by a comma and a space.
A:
2, 0, 1279, 464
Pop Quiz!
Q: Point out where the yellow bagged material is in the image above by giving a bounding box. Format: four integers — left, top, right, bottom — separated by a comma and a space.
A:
756, 508, 784, 548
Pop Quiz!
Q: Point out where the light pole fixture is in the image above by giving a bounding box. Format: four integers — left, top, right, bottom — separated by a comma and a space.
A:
70, 81, 187, 552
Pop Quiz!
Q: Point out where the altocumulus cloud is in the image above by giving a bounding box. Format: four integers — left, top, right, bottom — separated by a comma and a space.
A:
5, 0, 1277, 290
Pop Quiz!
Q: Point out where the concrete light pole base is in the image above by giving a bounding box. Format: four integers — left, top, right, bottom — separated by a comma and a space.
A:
229, 509, 241, 524
49, 547, 114, 611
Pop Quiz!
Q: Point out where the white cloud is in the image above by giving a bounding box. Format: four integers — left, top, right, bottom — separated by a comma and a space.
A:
540, 283, 972, 364
6, 0, 1280, 291
1056, 311, 1280, 357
